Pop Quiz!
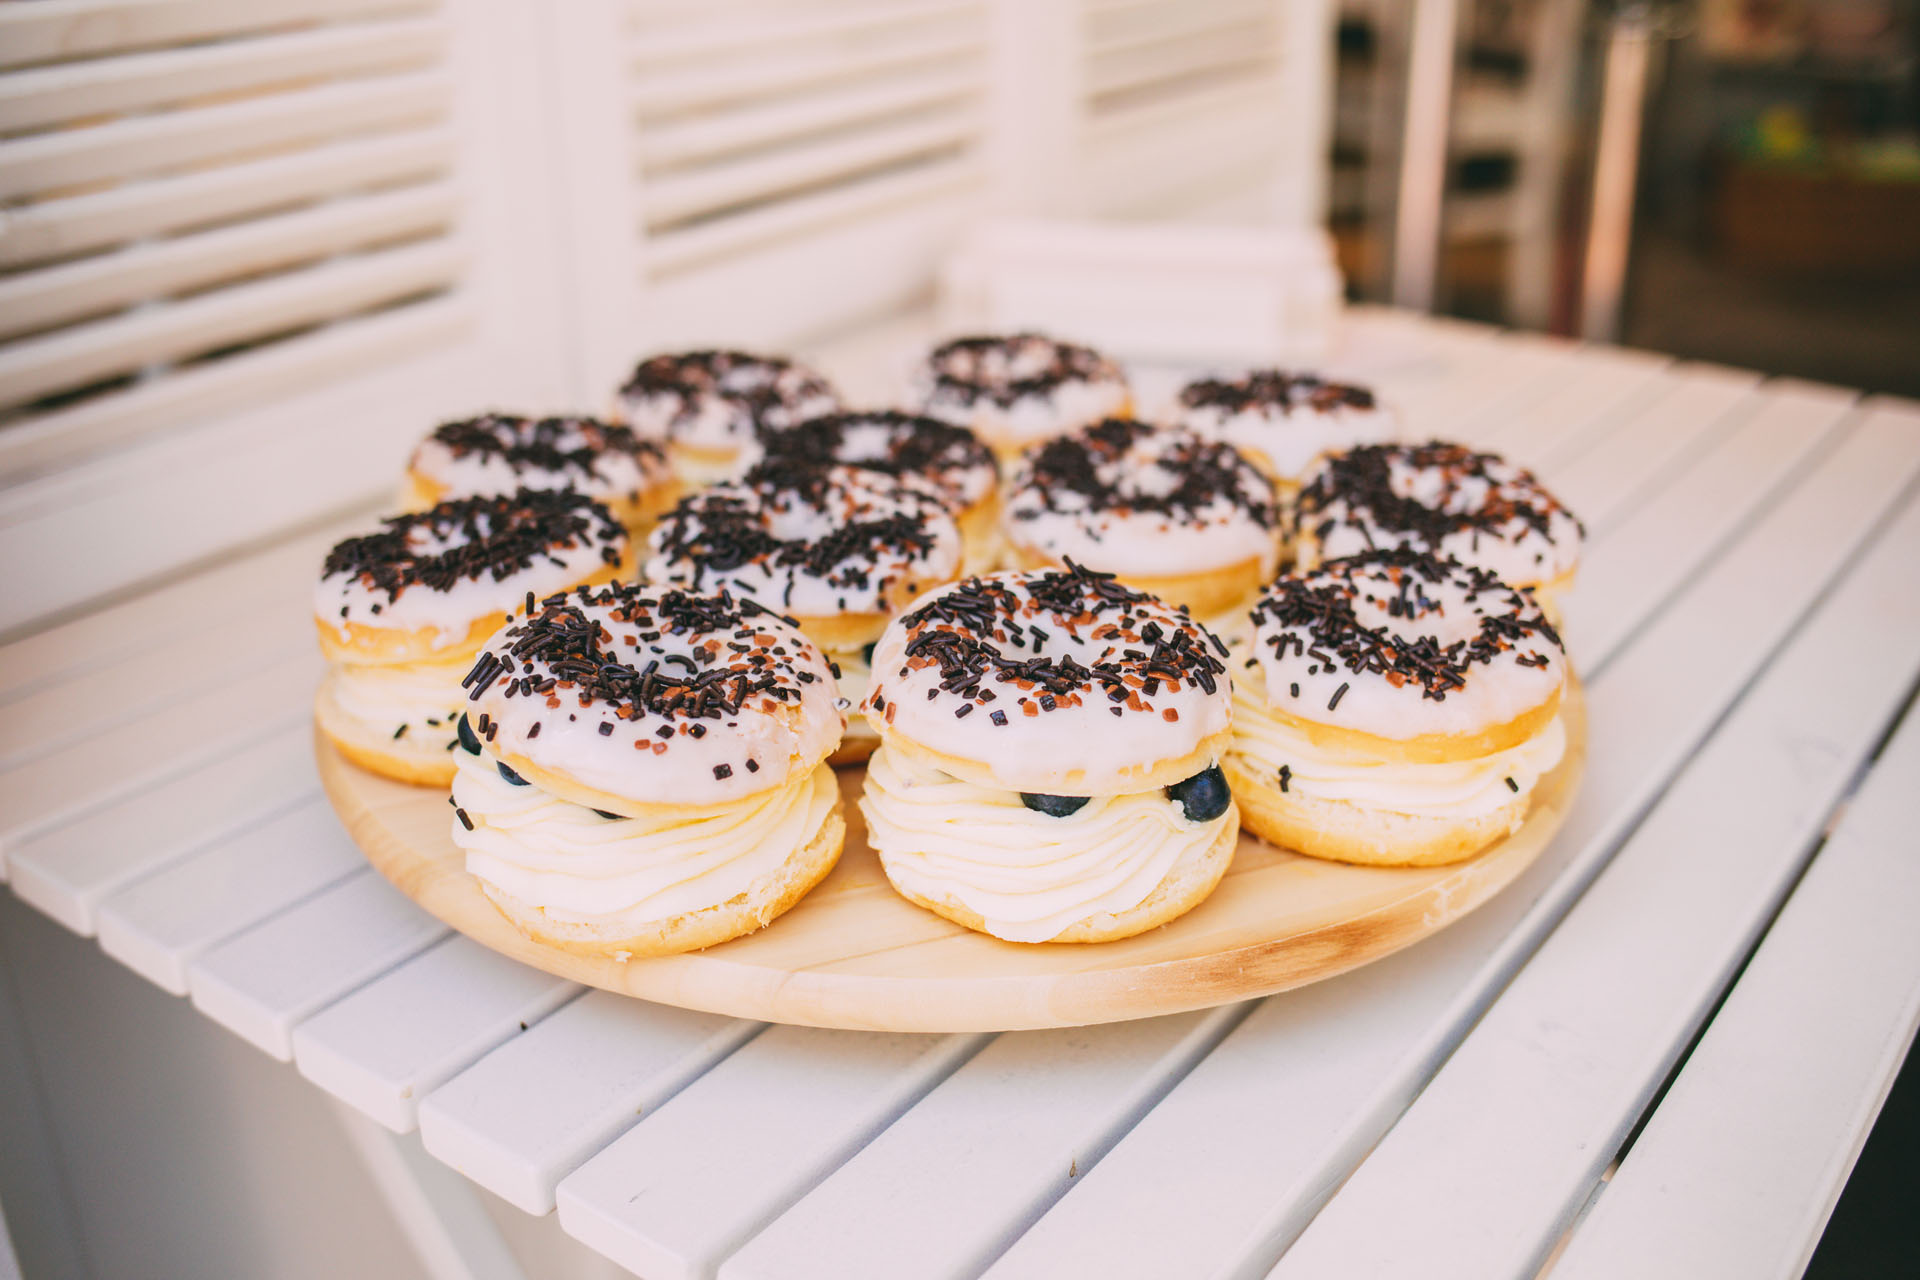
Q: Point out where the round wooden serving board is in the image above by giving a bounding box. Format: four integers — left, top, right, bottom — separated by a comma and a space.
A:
319, 681, 1583, 1032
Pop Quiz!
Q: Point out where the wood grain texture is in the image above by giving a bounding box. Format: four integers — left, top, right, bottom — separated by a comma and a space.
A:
317, 682, 1584, 1032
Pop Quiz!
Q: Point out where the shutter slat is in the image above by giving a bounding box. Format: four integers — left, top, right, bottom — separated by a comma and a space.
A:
0, 238, 464, 413
632, 22, 984, 115
640, 66, 979, 169
0, 16, 447, 135
1086, 0, 1271, 50
641, 110, 975, 227
646, 157, 980, 274
0, 295, 467, 481
0, 69, 448, 201
0, 181, 456, 342
0, 128, 453, 270
0, 0, 434, 72
629, 0, 977, 66
1088, 22, 1276, 99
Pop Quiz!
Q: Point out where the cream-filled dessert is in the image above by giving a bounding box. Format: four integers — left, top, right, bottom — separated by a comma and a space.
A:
1174, 370, 1397, 485
1225, 548, 1567, 866
859, 563, 1238, 943
1293, 440, 1584, 612
645, 461, 963, 764
912, 333, 1131, 458
450, 582, 846, 956
313, 490, 629, 785
399, 413, 675, 536
1002, 417, 1281, 619
615, 349, 839, 485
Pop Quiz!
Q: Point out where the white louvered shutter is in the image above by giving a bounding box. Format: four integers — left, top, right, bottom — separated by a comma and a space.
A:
1078, 0, 1329, 223
0, 1, 568, 632
557, 0, 993, 392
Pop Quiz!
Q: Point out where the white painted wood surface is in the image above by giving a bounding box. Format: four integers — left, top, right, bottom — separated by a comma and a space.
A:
1552, 694, 1920, 1280
3, 313, 1916, 1280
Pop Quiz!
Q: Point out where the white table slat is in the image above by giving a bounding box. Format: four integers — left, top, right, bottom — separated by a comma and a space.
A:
188, 866, 448, 1060
723, 1008, 1246, 1280
93, 792, 362, 995
557, 1027, 988, 1280
291, 935, 580, 1133
0, 603, 312, 770
984, 395, 1918, 1280
1271, 428, 1920, 1279
1553, 695, 1920, 1280
0, 515, 348, 704
1477, 344, 1671, 465
3, 721, 315, 934
418, 992, 761, 1215
0, 649, 319, 854
1401, 334, 1588, 443
1545, 365, 1762, 534
1563, 380, 1857, 670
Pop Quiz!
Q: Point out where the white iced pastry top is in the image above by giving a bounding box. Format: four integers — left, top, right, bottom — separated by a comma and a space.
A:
860, 745, 1225, 943
1245, 549, 1565, 742
746, 410, 998, 511
645, 463, 962, 619
1004, 419, 1280, 578
914, 334, 1130, 447
1175, 370, 1398, 481
865, 565, 1231, 795
315, 491, 628, 649
1295, 441, 1584, 587
616, 350, 838, 455
408, 414, 669, 506
460, 582, 843, 807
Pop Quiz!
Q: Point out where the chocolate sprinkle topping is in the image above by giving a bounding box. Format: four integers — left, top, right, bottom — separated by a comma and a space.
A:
923, 333, 1123, 409
618, 350, 836, 439
1250, 547, 1561, 701
421, 413, 663, 487
321, 490, 624, 606
1296, 440, 1584, 557
754, 410, 994, 504
1010, 418, 1277, 531
1179, 370, 1376, 416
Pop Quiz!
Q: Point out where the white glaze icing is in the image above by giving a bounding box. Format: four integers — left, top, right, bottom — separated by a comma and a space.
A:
407, 414, 670, 507
462, 584, 844, 807
315, 494, 628, 650
861, 745, 1225, 943
865, 567, 1231, 794
644, 465, 962, 619
1232, 660, 1565, 816
616, 351, 838, 454
1246, 551, 1564, 742
744, 411, 998, 511
1175, 372, 1399, 481
1295, 442, 1584, 587
1003, 420, 1281, 578
454, 752, 838, 925
913, 335, 1130, 447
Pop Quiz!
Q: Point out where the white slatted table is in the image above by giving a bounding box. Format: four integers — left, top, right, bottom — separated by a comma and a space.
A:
6, 309, 1918, 1280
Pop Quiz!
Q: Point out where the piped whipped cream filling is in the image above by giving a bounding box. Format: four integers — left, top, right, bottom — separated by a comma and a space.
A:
329, 658, 469, 746
860, 745, 1224, 943
1231, 670, 1565, 819
452, 750, 838, 927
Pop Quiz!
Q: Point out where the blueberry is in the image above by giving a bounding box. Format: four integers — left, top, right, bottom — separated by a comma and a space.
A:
456, 714, 482, 755
1020, 792, 1090, 817
1167, 765, 1230, 823
497, 761, 530, 786
592, 808, 624, 821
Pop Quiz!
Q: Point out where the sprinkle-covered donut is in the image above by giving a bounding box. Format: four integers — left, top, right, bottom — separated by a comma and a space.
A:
644, 461, 961, 634
858, 563, 1237, 943
313, 489, 630, 785
1174, 370, 1397, 483
401, 413, 673, 533
1226, 547, 1568, 866
749, 409, 1001, 574
616, 350, 839, 482
1003, 417, 1281, 618
913, 333, 1130, 455
1293, 441, 1584, 604
450, 582, 846, 955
